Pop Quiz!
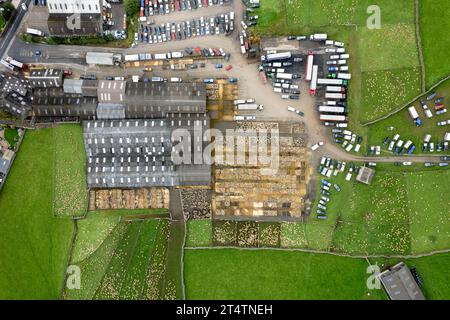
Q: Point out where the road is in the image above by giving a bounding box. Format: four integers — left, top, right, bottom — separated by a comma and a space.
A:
0, 0, 31, 60
3, 0, 446, 165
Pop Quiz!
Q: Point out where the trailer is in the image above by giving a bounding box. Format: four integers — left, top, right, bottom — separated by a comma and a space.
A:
26, 28, 44, 37
309, 65, 318, 95
310, 33, 327, 41
276, 73, 293, 80
5, 57, 25, 69
124, 54, 139, 62
317, 78, 348, 86
318, 106, 346, 114
337, 73, 352, 80
319, 114, 347, 122
261, 52, 291, 62
326, 86, 346, 93
408, 106, 419, 119
236, 104, 264, 111
325, 92, 346, 100
306, 53, 314, 81
0, 59, 15, 71
153, 53, 167, 60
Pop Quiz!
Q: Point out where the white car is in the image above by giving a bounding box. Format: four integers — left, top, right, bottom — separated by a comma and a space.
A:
21, 3, 27, 10
402, 162, 412, 166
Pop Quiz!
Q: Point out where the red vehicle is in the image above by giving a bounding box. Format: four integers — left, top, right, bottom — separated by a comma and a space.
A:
63, 69, 72, 76
225, 65, 233, 71
194, 47, 202, 55
435, 104, 444, 110
140, 7, 144, 17
213, 48, 221, 56
244, 41, 249, 51
203, 0, 208, 7
176, 0, 181, 11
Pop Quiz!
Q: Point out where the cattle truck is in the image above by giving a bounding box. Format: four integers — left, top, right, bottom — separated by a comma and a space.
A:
408, 106, 423, 126
306, 53, 314, 81
309, 65, 318, 95
276, 73, 293, 80
261, 52, 291, 62
236, 104, 264, 111
326, 86, 346, 93
317, 78, 348, 86
318, 106, 346, 114
325, 92, 346, 100
26, 28, 44, 37
310, 33, 327, 41
337, 73, 352, 80
319, 114, 347, 122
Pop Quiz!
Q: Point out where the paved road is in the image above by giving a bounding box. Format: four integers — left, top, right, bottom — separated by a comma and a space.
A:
4, 0, 446, 165
0, 0, 31, 60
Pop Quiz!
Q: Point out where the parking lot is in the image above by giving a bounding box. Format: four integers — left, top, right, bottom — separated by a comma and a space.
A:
136, 10, 235, 45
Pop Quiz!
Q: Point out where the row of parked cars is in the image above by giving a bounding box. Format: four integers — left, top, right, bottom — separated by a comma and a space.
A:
139, 0, 228, 17
136, 12, 234, 44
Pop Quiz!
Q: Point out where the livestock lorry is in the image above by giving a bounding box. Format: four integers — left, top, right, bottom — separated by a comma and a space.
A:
319, 114, 347, 122
261, 52, 291, 62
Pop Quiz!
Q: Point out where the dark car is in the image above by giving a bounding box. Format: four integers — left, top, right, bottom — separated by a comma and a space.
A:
289, 95, 300, 100
441, 156, 450, 161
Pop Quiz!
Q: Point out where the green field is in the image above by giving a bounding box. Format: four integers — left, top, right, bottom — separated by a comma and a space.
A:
367, 78, 450, 153
185, 248, 386, 300
0, 129, 74, 299
53, 124, 87, 218
185, 248, 450, 300
65, 210, 181, 300
419, 0, 450, 87
186, 219, 213, 247
2, 127, 20, 149
254, 0, 425, 124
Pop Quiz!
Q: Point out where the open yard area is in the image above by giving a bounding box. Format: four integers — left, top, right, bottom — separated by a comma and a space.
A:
64, 210, 181, 300
53, 124, 88, 218
0, 129, 74, 299
254, 0, 425, 125
184, 248, 386, 300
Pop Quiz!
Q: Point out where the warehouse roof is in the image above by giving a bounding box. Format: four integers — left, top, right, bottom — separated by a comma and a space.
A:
63, 79, 83, 94
83, 115, 211, 189
48, 13, 102, 36
379, 262, 425, 300
97, 80, 126, 103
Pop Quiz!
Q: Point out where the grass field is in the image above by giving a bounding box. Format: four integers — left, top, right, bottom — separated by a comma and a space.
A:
0, 129, 74, 299
53, 124, 87, 218
254, 0, 424, 124
185, 248, 386, 300
419, 0, 450, 88
186, 219, 213, 247
367, 78, 450, 153
185, 248, 450, 300
2, 127, 20, 149
65, 210, 180, 300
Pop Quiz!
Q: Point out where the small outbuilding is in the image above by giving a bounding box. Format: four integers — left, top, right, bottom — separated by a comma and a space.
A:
356, 166, 375, 185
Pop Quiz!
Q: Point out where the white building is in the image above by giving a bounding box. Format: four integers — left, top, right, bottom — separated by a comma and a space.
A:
47, 0, 101, 14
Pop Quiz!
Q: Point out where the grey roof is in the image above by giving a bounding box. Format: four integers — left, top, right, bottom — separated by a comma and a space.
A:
82, 80, 98, 97
0, 72, 31, 96
96, 103, 125, 119
2, 92, 32, 118
379, 262, 426, 300
32, 95, 97, 118
123, 82, 206, 118
63, 79, 83, 94
47, 13, 103, 36
83, 115, 211, 188
0, 154, 12, 175
97, 80, 127, 103
356, 166, 375, 185
29, 69, 63, 88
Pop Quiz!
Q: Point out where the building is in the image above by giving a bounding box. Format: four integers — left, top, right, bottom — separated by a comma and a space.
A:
86, 52, 121, 66
63, 79, 83, 94
124, 82, 207, 118
28, 68, 63, 88
47, 0, 101, 14
379, 262, 426, 300
356, 166, 375, 185
83, 114, 211, 189
0, 131, 15, 190
47, 13, 103, 36
97, 80, 126, 104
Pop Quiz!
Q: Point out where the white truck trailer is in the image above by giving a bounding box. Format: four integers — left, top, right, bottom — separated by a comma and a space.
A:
310, 33, 327, 41
261, 52, 291, 62
319, 114, 347, 122
26, 28, 44, 37
306, 54, 314, 81
309, 65, 318, 95
326, 86, 346, 93
236, 104, 264, 111
276, 73, 294, 80
317, 78, 348, 86
318, 106, 346, 114
325, 92, 347, 100
337, 73, 352, 80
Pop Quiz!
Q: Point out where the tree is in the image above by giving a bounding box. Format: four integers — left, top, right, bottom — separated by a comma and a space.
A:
124, 0, 140, 16
0, 2, 14, 21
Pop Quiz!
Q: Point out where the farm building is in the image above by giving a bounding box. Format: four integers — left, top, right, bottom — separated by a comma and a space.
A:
97, 80, 127, 104
28, 69, 63, 88
379, 262, 426, 300
63, 79, 83, 94
356, 166, 375, 185
123, 82, 207, 118
83, 114, 211, 189
0, 147, 15, 190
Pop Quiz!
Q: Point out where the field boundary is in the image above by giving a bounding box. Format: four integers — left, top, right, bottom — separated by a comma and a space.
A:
415, 0, 426, 93
60, 219, 78, 300
361, 74, 450, 126
184, 246, 450, 260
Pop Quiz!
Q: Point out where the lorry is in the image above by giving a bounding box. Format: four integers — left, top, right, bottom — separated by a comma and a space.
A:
318, 106, 346, 114
326, 86, 346, 93
309, 65, 318, 95
153, 53, 167, 60
319, 114, 347, 122
305, 53, 314, 81
408, 106, 423, 126
261, 52, 291, 62
5, 57, 26, 69
310, 33, 327, 41
317, 78, 348, 86
124, 54, 140, 62
325, 93, 346, 100
276, 73, 294, 80
236, 104, 264, 111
